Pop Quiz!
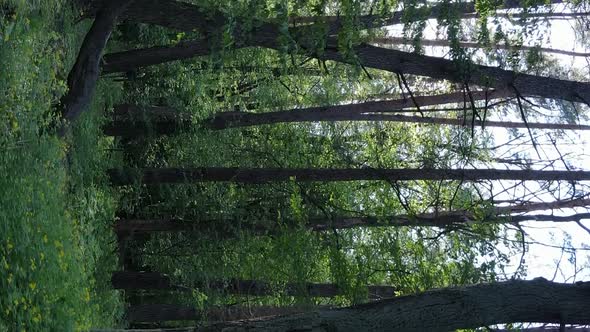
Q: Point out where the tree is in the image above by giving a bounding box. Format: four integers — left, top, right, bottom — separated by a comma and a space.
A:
145, 279, 590, 331
103, 90, 590, 136
59, 0, 131, 126
112, 272, 397, 299
208, 112, 590, 131
98, 0, 590, 105
108, 167, 590, 185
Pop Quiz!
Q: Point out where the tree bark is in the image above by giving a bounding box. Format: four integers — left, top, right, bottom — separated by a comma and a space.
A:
88, 0, 562, 34
90, 325, 590, 332
107, 167, 590, 186
371, 37, 590, 58
114, 212, 590, 237
59, 0, 131, 126
97, 1, 590, 105
209, 111, 590, 131
317, 41, 590, 104
126, 304, 200, 322
205, 279, 396, 299
111, 271, 172, 290
104, 89, 514, 136
194, 279, 590, 331
103, 36, 590, 103
208, 89, 510, 128
110, 272, 396, 298
105, 104, 590, 137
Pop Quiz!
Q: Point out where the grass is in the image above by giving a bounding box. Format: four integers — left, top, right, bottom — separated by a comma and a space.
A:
1, 0, 125, 330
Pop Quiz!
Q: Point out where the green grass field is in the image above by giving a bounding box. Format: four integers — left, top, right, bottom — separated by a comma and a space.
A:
1, 1, 124, 330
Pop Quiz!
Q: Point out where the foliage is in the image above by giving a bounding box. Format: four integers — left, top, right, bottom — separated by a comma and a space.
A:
0, 1, 124, 330
3, 0, 588, 329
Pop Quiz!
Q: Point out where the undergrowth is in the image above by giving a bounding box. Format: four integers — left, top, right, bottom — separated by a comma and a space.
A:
1, 0, 124, 330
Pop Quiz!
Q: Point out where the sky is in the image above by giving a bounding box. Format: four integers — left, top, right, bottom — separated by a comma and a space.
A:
385, 4, 590, 282
495, 14, 589, 282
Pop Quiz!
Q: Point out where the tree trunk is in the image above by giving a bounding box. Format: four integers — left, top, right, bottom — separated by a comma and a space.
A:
111, 271, 172, 290
208, 89, 510, 128
105, 102, 590, 137
110, 272, 396, 298
114, 212, 590, 236
205, 279, 396, 299
371, 36, 590, 58
194, 279, 590, 331
59, 0, 131, 127
107, 167, 590, 186
103, 120, 188, 137
104, 36, 590, 103
90, 0, 563, 35
90, 328, 197, 332
90, 324, 590, 332
126, 304, 200, 322
98, 2, 590, 105
318, 41, 590, 104
104, 89, 514, 136
209, 111, 590, 131
103, 104, 193, 136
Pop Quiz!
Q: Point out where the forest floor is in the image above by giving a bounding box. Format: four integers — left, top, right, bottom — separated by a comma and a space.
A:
1, 1, 125, 330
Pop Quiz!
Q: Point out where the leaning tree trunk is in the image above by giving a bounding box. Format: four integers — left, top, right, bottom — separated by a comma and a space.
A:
59, 0, 131, 128
192, 279, 590, 331
107, 167, 590, 185
90, 326, 590, 332
103, 37, 590, 103
90, 0, 561, 41
97, 1, 590, 105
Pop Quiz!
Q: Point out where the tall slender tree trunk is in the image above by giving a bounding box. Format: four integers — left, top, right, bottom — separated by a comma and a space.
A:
207, 89, 509, 128
205, 279, 396, 299
111, 271, 173, 290
209, 111, 590, 131
104, 89, 515, 136
108, 167, 590, 186
190, 279, 590, 331
371, 37, 590, 58
111, 272, 397, 299
114, 210, 590, 237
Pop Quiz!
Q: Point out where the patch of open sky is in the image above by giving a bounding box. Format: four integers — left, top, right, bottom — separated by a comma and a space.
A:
381, 3, 590, 281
